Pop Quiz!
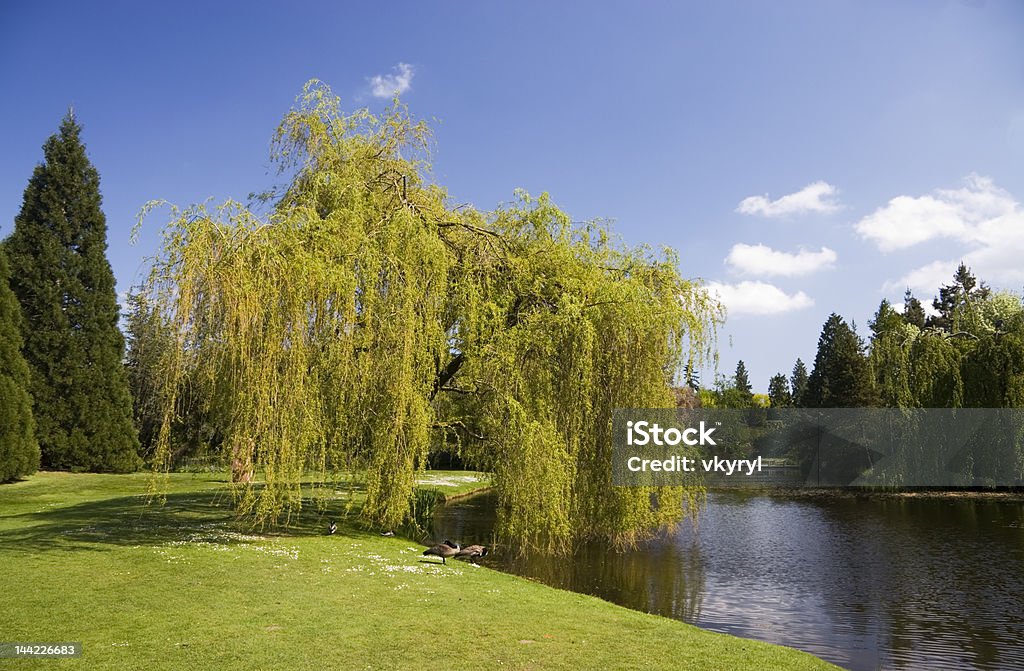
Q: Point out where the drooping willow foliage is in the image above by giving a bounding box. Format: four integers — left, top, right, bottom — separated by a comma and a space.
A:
137, 81, 722, 550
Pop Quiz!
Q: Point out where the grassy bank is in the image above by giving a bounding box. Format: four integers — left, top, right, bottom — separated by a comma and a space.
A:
414, 470, 492, 500
0, 472, 837, 670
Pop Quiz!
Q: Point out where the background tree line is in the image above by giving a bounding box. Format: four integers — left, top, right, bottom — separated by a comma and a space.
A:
695, 266, 1024, 486
701, 263, 1024, 411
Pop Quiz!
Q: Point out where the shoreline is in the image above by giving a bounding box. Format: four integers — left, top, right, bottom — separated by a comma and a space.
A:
436, 485, 493, 503
710, 486, 1024, 501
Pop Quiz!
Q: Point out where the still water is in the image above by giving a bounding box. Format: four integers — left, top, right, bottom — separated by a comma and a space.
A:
433, 491, 1024, 670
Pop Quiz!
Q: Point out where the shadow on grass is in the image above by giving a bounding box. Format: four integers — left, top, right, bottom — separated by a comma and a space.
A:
0, 486, 384, 556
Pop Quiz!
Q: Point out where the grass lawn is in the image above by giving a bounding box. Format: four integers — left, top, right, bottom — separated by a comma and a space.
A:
0, 472, 838, 670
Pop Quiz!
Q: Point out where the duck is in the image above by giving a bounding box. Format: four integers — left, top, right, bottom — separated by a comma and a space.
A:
456, 544, 488, 564
423, 539, 460, 564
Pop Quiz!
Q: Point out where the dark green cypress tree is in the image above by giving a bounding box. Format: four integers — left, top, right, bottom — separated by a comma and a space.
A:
0, 247, 40, 481
805, 313, 878, 408
790, 358, 809, 407
767, 373, 792, 408
734, 359, 753, 398
902, 289, 926, 329
5, 112, 140, 472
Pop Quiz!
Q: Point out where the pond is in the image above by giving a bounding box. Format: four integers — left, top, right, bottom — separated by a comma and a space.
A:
433, 491, 1024, 670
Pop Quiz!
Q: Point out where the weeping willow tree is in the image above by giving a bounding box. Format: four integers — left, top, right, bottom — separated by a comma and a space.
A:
137, 81, 721, 550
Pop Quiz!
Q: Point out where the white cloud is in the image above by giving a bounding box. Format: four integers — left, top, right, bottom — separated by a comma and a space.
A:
855, 174, 1016, 252
369, 63, 415, 98
866, 175, 1024, 293
705, 280, 814, 316
736, 181, 841, 217
857, 195, 967, 252
725, 243, 837, 277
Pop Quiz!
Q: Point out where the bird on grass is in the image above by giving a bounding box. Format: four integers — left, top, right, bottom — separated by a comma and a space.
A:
327, 520, 337, 535
423, 539, 460, 564
456, 544, 488, 564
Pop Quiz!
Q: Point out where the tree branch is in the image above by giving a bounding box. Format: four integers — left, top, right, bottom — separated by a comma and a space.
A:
431, 352, 465, 400
431, 420, 487, 441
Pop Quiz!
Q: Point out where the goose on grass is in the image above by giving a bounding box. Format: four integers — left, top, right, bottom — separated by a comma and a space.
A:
456, 544, 488, 564
423, 539, 460, 564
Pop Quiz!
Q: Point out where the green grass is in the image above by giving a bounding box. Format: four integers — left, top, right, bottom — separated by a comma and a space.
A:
0, 472, 838, 670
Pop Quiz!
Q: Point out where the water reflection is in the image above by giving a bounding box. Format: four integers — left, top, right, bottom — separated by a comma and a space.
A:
433, 491, 1024, 671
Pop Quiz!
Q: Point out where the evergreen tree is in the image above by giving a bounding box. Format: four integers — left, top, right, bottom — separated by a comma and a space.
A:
734, 359, 753, 398
0, 247, 40, 481
124, 291, 177, 459
805, 313, 878, 407
903, 289, 926, 329
767, 373, 792, 408
790, 358, 809, 407
5, 113, 139, 472
928, 263, 989, 332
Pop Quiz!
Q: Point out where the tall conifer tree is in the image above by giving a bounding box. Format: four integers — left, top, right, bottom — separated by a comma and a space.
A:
805, 313, 878, 408
5, 113, 139, 472
767, 373, 792, 408
927, 263, 990, 332
734, 360, 753, 397
790, 358, 809, 407
902, 289, 926, 329
0, 247, 40, 481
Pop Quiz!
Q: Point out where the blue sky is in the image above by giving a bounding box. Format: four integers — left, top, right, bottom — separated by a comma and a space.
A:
2, 1, 1022, 391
